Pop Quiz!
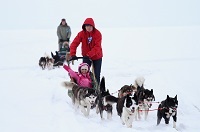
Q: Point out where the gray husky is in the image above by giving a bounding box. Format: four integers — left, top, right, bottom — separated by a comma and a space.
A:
62, 81, 97, 117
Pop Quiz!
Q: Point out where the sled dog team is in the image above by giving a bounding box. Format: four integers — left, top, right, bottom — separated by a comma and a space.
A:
62, 76, 178, 129
38, 51, 68, 70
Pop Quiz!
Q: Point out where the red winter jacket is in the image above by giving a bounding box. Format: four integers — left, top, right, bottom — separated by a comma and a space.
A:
70, 18, 103, 60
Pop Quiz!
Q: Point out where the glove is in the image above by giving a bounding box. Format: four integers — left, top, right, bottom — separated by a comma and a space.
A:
83, 56, 90, 60
59, 39, 63, 42
70, 56, 78, 61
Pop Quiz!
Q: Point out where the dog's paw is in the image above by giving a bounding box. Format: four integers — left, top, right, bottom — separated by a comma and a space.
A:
127, 125, 132, 128
84, 112, 89, 117
101, 117, 105, 120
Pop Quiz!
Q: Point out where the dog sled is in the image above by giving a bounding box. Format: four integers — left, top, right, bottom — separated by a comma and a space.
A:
66, 57, 98, 98
59, 41, 70, 59
51, 42, 71, 67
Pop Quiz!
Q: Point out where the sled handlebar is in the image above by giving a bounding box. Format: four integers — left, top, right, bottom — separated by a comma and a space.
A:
68, 57, 92, 62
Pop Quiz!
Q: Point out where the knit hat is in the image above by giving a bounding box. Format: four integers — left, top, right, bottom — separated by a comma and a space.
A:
81, 65, 89, 71
61, 18, 66, 22
78, 63, 90, 73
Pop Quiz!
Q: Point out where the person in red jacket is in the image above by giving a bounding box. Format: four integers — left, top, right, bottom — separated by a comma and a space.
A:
69, 18, 103, 84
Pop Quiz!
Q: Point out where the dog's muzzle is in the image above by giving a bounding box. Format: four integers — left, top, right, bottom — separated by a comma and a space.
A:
131, 107, 135, 113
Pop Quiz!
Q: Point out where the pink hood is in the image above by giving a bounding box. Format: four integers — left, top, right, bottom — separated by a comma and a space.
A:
78, 63, 90, 73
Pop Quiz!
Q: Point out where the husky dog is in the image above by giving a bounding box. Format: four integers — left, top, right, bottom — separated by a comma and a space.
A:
118, 84, 136, 98
96, 77, 118, 120
62, 81, 97, 117
39, 57, 46, 70
118, 76, 145, 99
51, 51, 63, 67
135, 88, 155, 120
39, 53, 54, 70
157, 95, 178, 128
45, 56, 54, 70
116, 93, 138, 128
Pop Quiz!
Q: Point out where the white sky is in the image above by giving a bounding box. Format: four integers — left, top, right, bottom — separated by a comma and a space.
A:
0, 0, 200, 30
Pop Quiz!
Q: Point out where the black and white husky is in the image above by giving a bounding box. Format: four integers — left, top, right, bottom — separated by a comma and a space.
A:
51, 51, 63, 67
96, 77, 118, 120
39, 53, 54, 70
135, 88, 155, 120
39, 57, 46, 70
62, 81, 97, 117
45, 56, 54, 70
116, 93, 138, 128
157, 95, 178, 128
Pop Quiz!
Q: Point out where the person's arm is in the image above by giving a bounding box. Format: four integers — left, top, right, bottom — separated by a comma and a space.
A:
70, 32, 82, 57
63, 65, 79, 80
57, 26, 62, 39
67, 27, 71, 41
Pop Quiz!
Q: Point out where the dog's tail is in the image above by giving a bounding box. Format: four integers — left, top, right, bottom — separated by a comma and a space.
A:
134, 76, 145, 89
61, 81, 77, 90
100, 76, 106, 92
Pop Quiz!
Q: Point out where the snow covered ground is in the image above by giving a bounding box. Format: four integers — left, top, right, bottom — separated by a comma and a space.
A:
0, 26, 200, 132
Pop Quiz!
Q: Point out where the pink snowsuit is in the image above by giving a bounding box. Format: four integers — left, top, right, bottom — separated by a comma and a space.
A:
63, 63, 92, 88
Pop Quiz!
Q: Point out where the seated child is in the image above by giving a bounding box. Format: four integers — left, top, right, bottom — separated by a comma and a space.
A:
63, 62, 93, 88
63, 62, 97, 98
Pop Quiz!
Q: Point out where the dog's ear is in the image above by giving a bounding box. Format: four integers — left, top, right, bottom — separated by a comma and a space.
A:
51, 52, 54, 57
174, 95, 177, 100
167, 95, 170, 100
56, 51, 59, 55
107, 89, 109, 93
85, 90, 88, 95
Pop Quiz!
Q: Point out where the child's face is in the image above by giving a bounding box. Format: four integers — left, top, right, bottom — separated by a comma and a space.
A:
81, 69, 88, 74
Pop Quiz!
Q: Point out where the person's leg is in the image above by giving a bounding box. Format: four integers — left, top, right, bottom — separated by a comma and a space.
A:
92, 58, 102, 84
83, 58, 92, 66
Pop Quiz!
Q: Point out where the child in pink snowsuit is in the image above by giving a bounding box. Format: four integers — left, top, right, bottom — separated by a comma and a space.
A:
63, 63, 92, 88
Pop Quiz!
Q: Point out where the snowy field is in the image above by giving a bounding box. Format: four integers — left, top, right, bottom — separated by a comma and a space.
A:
0, 26, 200, 132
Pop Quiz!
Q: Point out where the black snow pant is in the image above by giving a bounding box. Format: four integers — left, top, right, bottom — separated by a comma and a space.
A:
83, 58, 102, 85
